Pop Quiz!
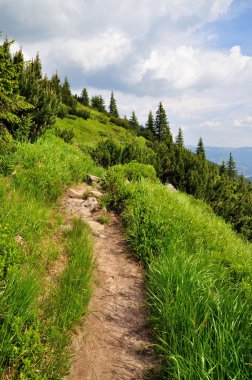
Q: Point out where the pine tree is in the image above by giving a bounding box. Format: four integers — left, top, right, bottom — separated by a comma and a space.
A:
61, 77, 72, 106
50, 72, 62, 98
154, 102, 172, 144
196, 137, 206, 159
80, 88, 89, 107
31, 53, 42, 80
175, 127, 184, 147
91, 95, 106, 113
129, 111, 139, 131
146, 111, 155, 134
219, 160, 227, 176
0, 36, 32, 137
227, 153, 237, 179
109, 91, 119, 117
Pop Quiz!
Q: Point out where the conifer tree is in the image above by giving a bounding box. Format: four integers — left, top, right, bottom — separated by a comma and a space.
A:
18, 54, 59, 139
61, 77, 72, 106
80, 87, 89, 107
13, 48, 24, 87
154, 102, 172, 144
146, 111, 155, 134
129, 111, 139, 131
219, 160, 227, 176
91, 95, 106, 113
0, 36, 32, 137
31, 53, 42, 80
109, 91, 119, 117
227, 153, 237, 179
175, 127, 184, 147
50, 72, 62, 98
196, 137, 206, 159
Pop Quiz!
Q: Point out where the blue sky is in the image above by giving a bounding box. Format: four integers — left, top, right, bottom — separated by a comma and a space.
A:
1, 0, 252, 147
204, 1, 252, 54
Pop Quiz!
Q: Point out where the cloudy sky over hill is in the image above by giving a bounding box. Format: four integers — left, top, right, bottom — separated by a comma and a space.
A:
1, 0, 252, 147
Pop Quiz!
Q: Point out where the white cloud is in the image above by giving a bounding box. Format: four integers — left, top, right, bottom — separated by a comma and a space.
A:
2, 0, 252, 147
234, 116, 252, 128
51, 29, 132, 72
132, 45, 252, 91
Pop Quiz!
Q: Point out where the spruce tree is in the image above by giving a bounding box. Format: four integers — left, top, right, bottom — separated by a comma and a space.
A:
175, 127, 184, 147
109, 91, 119, 117
196, 137, 206, 159
50, 72, 62, 98
61, 77, 72, 106
0, 36, 32, 137
80, 88, 89, 107
146, 111, 155, 134
219, 160, 227, 176
91, 95, 106, 113
154, 102, 172, 144
31, 53, 42, 80
129, 111, 139, 131
227, 153, 237, 179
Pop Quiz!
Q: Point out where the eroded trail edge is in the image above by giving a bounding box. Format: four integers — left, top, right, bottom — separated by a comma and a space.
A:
61, 182, 157, 380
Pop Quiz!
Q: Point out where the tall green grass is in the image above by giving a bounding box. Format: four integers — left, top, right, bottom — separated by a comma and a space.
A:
0, 135, 98, 377
7, 133, 103, 201
105, 163, 252, 379
44, 219, 94, 378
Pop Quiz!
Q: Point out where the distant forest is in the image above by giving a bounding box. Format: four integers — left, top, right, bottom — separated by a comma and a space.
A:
0, 35, 251, 240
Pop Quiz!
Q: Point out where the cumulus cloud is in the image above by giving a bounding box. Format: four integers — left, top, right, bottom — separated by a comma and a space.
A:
1, 0, 252, 146
234, 116, 252, 128
132, 45, 252, 91
44, 29, 132, 72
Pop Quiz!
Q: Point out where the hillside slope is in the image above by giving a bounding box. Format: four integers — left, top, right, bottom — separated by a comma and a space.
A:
104, 163, 252, 379
55, 105, 146, 148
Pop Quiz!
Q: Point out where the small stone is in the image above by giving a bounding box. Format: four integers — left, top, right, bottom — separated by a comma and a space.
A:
88, 190, 103, 198
86, 220, 105, 237
87, 174, 103, 184
83, 197, 99, 212
165, 183, 177, 192
68, 188, 84, 199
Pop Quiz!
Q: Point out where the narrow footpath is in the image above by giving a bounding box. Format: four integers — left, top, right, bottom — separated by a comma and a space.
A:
61, 181, 158, 380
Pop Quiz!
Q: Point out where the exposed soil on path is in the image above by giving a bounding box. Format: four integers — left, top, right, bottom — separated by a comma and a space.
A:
61, 183, 158, 380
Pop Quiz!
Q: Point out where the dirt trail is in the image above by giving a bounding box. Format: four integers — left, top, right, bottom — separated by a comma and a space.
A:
61, 183, 157, 380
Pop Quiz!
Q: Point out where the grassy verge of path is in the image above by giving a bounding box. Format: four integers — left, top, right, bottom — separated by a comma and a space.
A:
0, 134, 99, 378
105, 163, 252, 380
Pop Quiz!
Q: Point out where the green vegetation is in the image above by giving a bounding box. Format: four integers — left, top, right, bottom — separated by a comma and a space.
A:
55, 108, 146, 148
1, 31, 252, 379
105, 163, 252, 379
44, 219, 94, 377
0, 135, 99, 378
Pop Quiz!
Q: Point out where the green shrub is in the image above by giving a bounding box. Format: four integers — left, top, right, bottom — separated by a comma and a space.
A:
104, 162, 158, 212
92, 139, 122, 168
109, 115, 130, 129
95, 114, 108, 125
0, 224, 21, 279
57, 102, 70, 119
54, 126, 74, 143
72, 108, 90, 120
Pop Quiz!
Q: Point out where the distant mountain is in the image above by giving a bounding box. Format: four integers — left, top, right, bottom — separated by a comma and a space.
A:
187, 146, 252, 178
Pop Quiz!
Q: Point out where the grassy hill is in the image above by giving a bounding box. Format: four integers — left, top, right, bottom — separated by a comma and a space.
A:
0, 110, 251, 379
55, 105, 146, 148
105, 163, 252, 379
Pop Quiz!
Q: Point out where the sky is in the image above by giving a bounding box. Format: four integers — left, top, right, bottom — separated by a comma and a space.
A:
1, 0, 252, 147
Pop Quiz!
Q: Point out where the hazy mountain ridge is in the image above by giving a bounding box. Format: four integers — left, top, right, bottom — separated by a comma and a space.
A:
188, 146, 252, 178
